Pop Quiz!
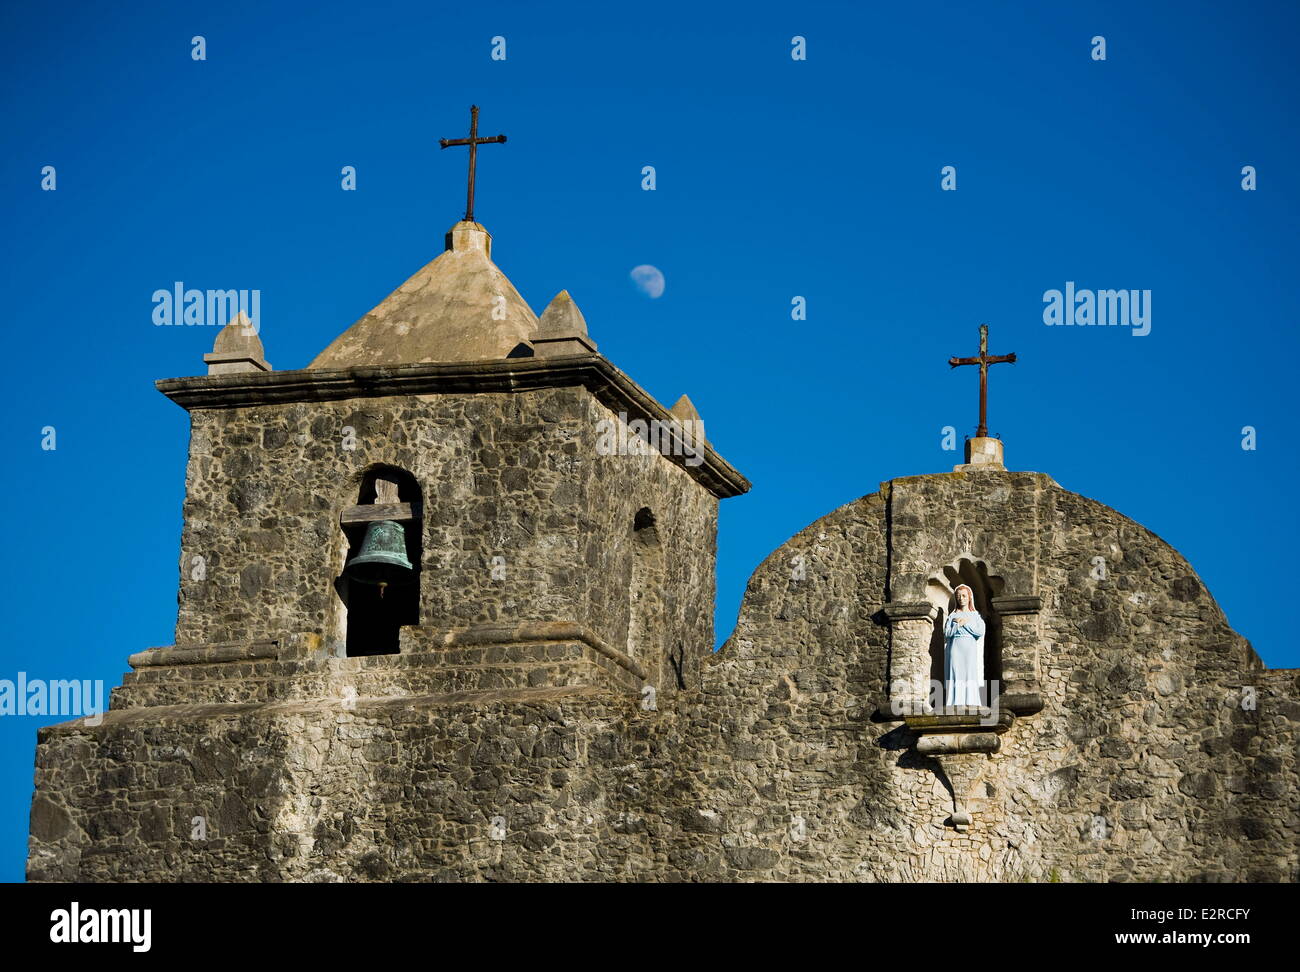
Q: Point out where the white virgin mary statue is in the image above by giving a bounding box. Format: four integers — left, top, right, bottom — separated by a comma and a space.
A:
943, 584, 986, 707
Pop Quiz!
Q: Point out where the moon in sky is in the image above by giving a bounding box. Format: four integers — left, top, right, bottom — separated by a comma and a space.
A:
630, 264, 665, 299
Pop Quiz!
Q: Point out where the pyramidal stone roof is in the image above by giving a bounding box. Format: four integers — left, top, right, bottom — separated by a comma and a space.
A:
309, 221, 538, 368
163, 218, 750, 498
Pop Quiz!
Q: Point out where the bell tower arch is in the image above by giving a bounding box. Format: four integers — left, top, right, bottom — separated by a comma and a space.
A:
337, 465, 423, 657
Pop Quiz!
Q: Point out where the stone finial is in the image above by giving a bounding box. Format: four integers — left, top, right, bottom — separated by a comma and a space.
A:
539, 289, 589, 335
444, 220, 491, 258
203, 311, 271, 375
953, 436, 1004, 472
669, 394, 706, 446
532, 290, 598, 357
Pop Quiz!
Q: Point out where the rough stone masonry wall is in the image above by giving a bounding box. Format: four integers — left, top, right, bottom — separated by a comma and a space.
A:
28, 689, 668, 882
662, 471, 1299, 881
29, 468, 1297, 882
173, 387, 716, 690
579, 393, 719, 693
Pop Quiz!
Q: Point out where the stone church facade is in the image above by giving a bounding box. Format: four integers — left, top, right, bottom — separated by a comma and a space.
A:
27, 220, 1298, 882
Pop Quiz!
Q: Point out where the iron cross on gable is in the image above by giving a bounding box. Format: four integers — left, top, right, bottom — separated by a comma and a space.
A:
439, 105, 507, 224
948, 324, 1017, 439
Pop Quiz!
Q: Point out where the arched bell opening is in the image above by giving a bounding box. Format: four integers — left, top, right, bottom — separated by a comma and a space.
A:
925, 557, 1005, 708
336, 466, 423, 657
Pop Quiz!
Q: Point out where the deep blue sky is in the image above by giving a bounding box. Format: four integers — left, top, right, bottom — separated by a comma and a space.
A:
2, 0, 1297, 881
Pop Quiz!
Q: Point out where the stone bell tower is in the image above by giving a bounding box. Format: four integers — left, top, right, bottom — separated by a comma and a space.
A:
27, 198, 749, 880
157, 217, 748, 691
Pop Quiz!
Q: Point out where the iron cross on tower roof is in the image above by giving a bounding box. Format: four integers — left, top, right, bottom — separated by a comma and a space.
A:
948, 324, 1017, 439
439, 105, 507, 224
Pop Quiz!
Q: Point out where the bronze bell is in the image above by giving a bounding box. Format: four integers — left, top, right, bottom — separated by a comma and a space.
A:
344, 520, 414, 596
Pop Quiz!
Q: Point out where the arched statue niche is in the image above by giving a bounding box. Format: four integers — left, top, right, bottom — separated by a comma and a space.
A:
925, 558, 1005, 709
336, 465, 423, 657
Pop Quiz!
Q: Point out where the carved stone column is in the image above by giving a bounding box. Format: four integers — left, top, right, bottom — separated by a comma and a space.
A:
880, 601, 939, 715
991, 594, 1044, 715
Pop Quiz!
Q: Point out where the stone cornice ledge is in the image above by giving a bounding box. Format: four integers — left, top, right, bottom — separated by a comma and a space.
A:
990, 594, 1043, 616
155, 353, 750, 499
129, 639, 285, 669
880, 601, 939, 622
401, 620, 648, 682
131, 624, 648, 682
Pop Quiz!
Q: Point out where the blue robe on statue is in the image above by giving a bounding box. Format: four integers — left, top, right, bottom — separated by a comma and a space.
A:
944, 609, 986, 707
